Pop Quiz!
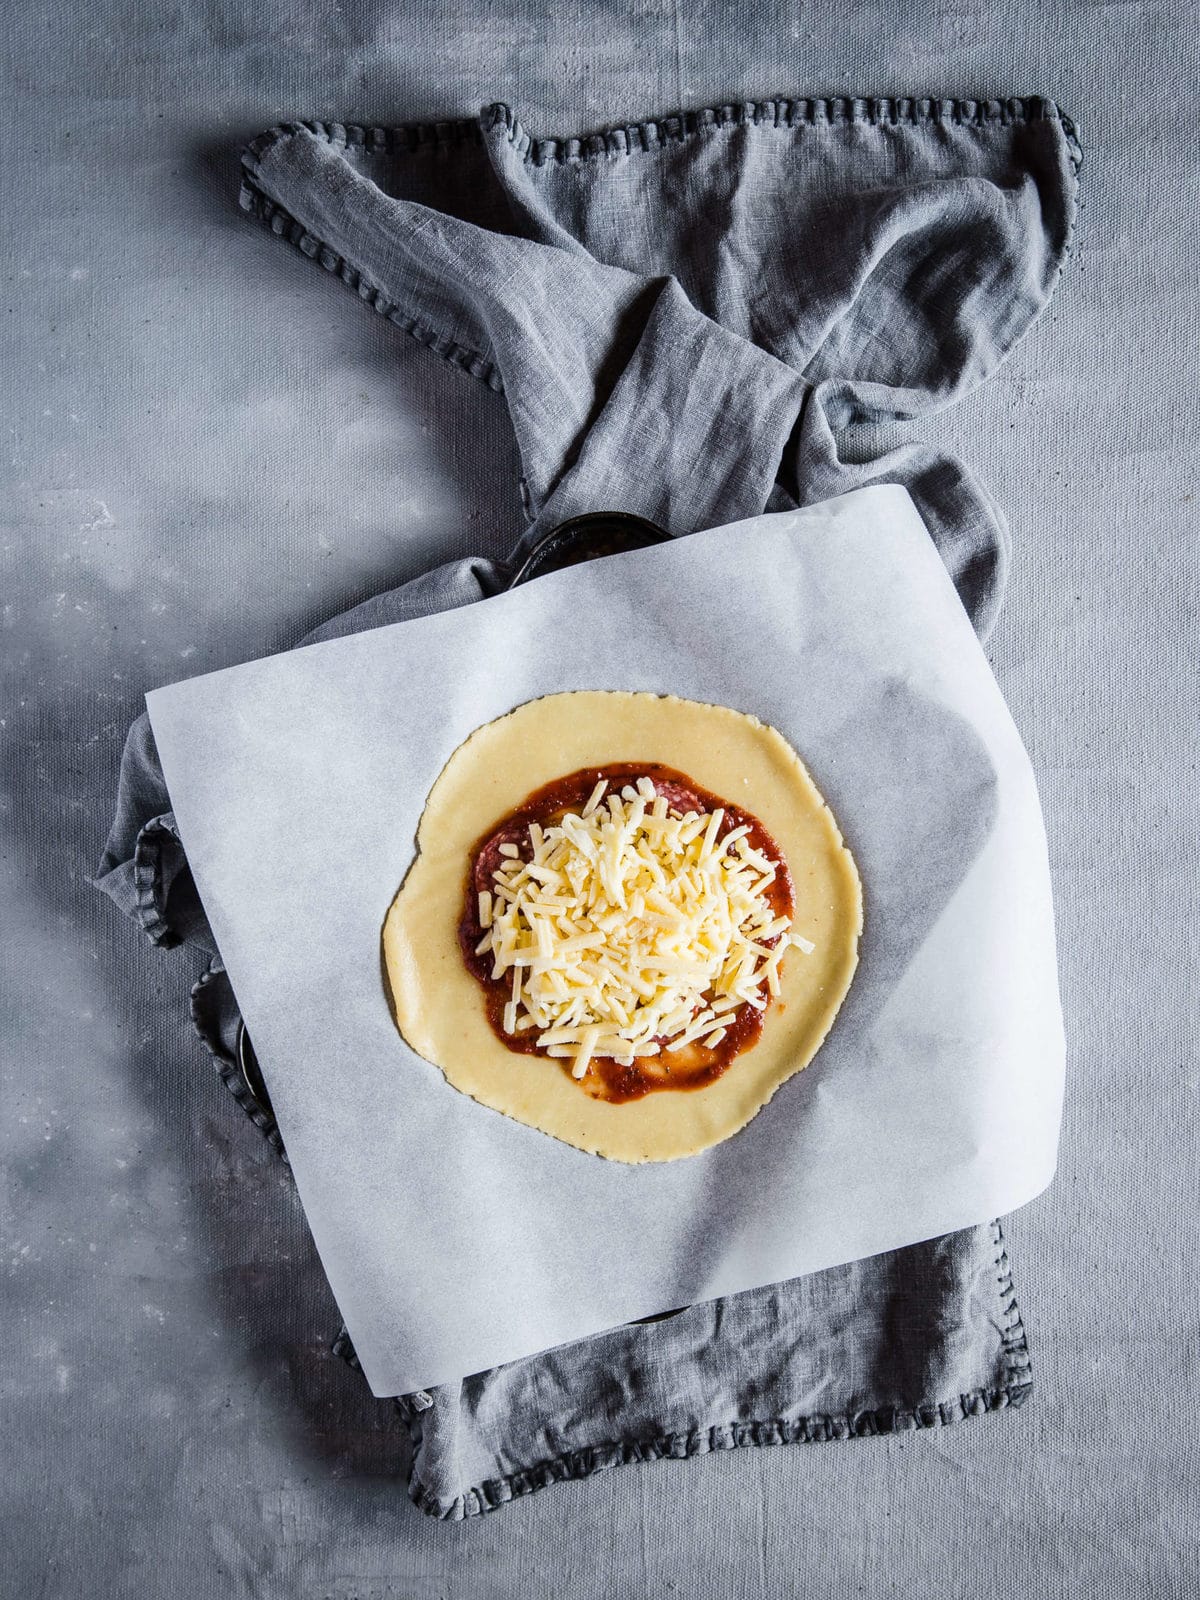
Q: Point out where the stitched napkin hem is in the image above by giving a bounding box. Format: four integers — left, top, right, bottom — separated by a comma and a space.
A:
395, 1221, 1032, 1521
236, 94, 1082, 403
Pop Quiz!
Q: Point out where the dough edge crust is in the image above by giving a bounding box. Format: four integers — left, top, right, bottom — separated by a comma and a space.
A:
382, 691, 862, 1163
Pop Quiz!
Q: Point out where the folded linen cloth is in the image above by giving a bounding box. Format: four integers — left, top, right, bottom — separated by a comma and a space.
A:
96, 94, 1078, 1519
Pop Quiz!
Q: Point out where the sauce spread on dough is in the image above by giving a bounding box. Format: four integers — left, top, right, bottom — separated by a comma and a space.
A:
458, 763, 795, 1103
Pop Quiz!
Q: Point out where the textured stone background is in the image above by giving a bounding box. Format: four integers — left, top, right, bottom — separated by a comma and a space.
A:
3, 3, 1197, 1596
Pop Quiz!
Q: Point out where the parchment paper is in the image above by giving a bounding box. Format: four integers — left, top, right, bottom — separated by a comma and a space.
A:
146, 485, 1065, 1398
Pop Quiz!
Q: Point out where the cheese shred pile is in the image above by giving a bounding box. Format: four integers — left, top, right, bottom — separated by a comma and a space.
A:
473, 776, 814, 1080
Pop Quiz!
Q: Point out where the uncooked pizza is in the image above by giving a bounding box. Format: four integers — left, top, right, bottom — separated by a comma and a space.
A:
382, 691, 862, 1162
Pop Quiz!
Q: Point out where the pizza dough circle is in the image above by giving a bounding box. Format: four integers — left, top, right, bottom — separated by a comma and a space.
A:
382, 692, 862, 1163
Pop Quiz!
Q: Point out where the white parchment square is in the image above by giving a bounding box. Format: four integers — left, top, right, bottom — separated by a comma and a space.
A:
146, 485, 1064, 1397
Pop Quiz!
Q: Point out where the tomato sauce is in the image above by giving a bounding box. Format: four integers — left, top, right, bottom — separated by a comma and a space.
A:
458, 763, 794, 1102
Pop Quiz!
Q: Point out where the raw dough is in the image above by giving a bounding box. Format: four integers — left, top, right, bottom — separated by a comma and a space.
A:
382, 692, 862, 1162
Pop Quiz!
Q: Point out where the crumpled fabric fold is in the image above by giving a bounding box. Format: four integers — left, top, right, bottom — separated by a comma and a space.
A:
239, 96, 1079, 628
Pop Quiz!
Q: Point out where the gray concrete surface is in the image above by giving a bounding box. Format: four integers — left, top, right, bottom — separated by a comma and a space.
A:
3, 3, 1197, 1596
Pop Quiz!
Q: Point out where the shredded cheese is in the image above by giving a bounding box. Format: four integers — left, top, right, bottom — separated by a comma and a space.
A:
475, 778, 815, 1078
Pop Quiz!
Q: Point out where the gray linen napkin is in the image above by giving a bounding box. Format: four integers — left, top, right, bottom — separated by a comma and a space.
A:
96, 95, 1078, 1519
